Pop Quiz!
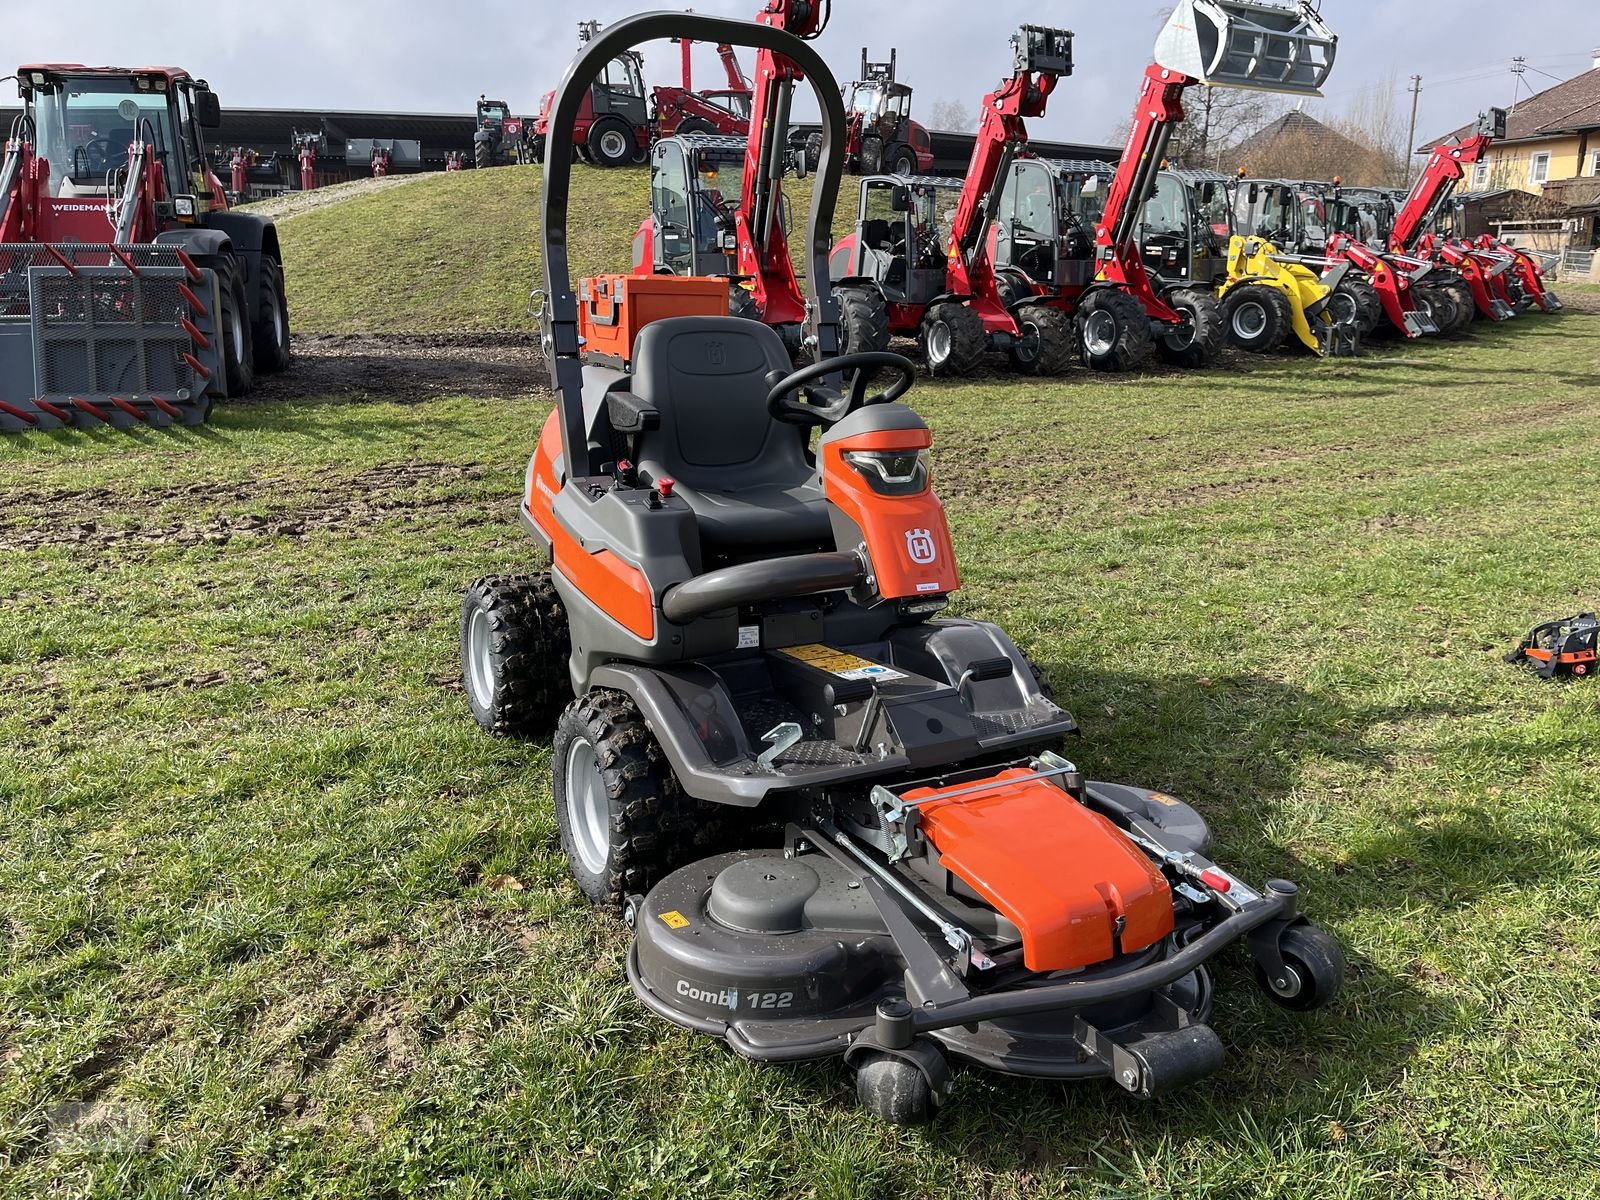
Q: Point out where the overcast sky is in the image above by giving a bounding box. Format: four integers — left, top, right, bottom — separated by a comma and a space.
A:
9, 1, 1599, 150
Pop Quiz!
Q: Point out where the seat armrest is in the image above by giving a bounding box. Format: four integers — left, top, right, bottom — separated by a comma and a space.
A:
607, 391, 660, 435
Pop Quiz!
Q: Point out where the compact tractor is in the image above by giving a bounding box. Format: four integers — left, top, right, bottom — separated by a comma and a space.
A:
631, 0, 828, 353
474, 95, 528, 168
0, 64, 291, 432
804, 48, 933, 178
532, 20, 752, 169
462, 10, 1344, 1125
1390, 109, 1562, 320
827, 25, 1080, 376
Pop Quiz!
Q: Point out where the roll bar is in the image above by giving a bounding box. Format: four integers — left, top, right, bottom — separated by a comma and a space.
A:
540, 11, 849, 482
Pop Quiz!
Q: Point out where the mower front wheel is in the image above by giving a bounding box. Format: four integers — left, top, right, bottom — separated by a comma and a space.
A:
920, 302, 986, 377
854, 1051, 937, 1126
1008, 304, 1074, 375
1222, 284, 1291, 354
461, 573, 570, 738
1156, 286, 1225, 369
554, 690, 720, 909
1077, 288, 1153, 373
1255, 923, 1345, 1012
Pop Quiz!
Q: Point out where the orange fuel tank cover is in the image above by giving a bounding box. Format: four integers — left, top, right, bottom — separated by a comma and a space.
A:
908, 769, 1174, 972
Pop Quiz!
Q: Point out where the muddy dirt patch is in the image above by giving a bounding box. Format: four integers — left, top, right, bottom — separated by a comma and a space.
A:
246, 332, 548, 406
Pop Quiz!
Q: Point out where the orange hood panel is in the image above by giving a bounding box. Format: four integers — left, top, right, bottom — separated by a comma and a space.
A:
909, 770, 1174, 972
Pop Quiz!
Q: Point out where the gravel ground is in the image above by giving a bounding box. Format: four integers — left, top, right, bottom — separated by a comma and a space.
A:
240, 174, 433, 222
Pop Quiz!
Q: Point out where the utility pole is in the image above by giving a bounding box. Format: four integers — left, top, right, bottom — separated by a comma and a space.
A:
1406, 75, 1423, 186
1510, 56, 1527, 110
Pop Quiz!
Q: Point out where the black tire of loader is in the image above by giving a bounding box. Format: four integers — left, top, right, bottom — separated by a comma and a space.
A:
1156, 286, 1225, 369
839, 287, 891, 356
804, 131, 823, 174
474, 139, 493, 170
1444, 280, 1477, 334
1008, 304, 1075, 375
587, 117, 636, 168
199, 254, 255, 397
1414, 286, 1459, 339
461, 573, 571, 738
919, 301, 986, 377
1077, 287, 1154, 373
253, 256, 292, 374
1331, 278, 1381, 335
554, 689, 724, 909
1222, 284, 1291, 354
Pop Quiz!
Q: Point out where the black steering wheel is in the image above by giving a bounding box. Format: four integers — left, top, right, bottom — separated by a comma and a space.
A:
80, 137, 117, 174
765, 351, 917, 428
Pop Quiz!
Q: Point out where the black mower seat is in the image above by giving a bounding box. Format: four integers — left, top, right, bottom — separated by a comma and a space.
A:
629, 317, 831, 554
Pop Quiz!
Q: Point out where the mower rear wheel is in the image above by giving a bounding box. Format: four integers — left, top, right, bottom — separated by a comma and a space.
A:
1256, 923, 1345, 1012
920, 302, 986, 377
1008, 304, 1074, 375
1222, 284, 1291, 354
554, 689, 720, 909
838, 287, 891, 357
1077, 288, 1154, 373
854, 1052, 936, 1126
587, 118, 635, 168
1156, 286, 1225, 369
461, 573, 570, 738
253, 256, 292, 374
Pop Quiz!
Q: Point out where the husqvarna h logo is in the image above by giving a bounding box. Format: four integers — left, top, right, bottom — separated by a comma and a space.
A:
705, 341, 725, 367
905, 528, 937, 565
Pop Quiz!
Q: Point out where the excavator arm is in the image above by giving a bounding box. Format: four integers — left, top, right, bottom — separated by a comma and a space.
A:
1389, 109, 1504, 255
943, 26, 1073, 327
733, 0, 829, 327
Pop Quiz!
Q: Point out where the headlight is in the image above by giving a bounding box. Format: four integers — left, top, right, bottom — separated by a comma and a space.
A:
842, 449, 930, 496
173, 196, 197, 217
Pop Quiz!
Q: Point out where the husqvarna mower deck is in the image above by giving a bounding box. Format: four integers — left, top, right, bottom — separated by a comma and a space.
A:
461, 7, 1344, 1125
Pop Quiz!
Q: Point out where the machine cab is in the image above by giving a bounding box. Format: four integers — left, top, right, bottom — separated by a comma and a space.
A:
830, 176, 959, 307
1233, 180, 1303, 248
994, 159, 1106, 290
16, 66, 225, 236
637, 135, 753, 278
1136, 170, 1233, 287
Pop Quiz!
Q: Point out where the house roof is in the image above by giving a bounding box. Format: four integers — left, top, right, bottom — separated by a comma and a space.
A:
1421, 66, 1600, 150
1246, 109, 1365, 157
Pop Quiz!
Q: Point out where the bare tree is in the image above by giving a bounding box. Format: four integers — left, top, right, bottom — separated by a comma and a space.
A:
925, 98, 975, 133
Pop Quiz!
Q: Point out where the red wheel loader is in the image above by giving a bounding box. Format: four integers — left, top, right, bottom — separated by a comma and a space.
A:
0, 64, 290, 433
801, 48, 934, 178
631, 0, 829, 355
827, 25, 1080, 377
985, 0, 1340, 373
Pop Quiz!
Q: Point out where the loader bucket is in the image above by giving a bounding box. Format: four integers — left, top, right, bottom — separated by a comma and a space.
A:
1155, 0, 1336, 96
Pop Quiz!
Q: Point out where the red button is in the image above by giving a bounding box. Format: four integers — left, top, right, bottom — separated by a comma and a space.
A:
1198, 868, 1231, 893
657, 477, 676, 499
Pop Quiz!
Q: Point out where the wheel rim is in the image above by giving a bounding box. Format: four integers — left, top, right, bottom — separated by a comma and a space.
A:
1013, 318, 1040, 364
1329, 293, 1356, 326
926, 320, 951, 365
564, 735, 610, 877
271, 291, 286, 349
600, 130, 628, 160
466, 605, 495, 710
1083, 309, 1117, 357
1165, 308, 1196, 350
230, 306, 244, 366
1231, 301, 1267, 340
1268, 961, 1304, 1000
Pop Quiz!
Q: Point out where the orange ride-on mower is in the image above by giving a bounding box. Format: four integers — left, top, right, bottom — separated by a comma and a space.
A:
462, 11, 1344, 1125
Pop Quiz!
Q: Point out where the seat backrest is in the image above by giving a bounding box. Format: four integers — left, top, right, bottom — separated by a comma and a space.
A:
629, 316, 811, 489
861, 218, 894, 251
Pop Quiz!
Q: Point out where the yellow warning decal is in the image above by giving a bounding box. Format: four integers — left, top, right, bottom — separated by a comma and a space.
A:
658, 911, 689, 929
777, 644, 906, 683
1147, 793, 1179, 807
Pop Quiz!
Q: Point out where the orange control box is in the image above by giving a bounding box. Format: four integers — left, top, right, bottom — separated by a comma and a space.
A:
578, 274, 730, 365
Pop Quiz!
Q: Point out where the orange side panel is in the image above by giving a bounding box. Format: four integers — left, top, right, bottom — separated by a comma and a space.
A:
910, 770, 1174, 972
526, 410, 656, 641
821, 427, 960, 601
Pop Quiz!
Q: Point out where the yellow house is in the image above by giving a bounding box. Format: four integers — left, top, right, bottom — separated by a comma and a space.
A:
1421, 50, 1600, 194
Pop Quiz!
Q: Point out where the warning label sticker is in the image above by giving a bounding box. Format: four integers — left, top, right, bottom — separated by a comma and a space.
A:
778, 644, 906, 683
657, 910, 690, 929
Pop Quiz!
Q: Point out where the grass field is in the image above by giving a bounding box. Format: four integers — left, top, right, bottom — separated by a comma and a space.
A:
4, 169, 1600, 1197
